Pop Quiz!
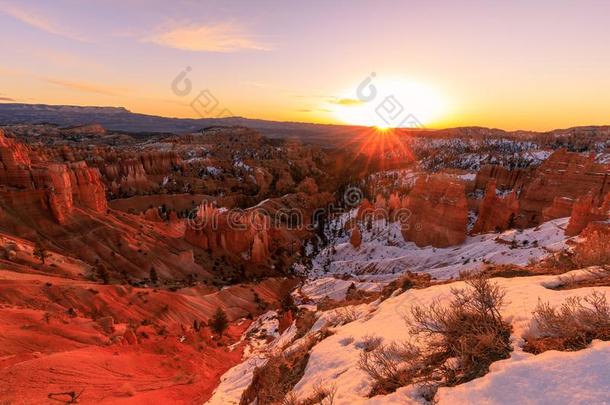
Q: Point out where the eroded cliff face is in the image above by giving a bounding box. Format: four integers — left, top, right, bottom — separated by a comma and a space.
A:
566, 193, 610, 236
350, 225, 362, 248
474, 164, 531, 191
401, 175, 468, 247
68, 162, 107, 213
472, 180, 520, 234
518, 150, 609, 226
0, 131, 107, 224
573, 220, 610, 266
184, 203, 270, 264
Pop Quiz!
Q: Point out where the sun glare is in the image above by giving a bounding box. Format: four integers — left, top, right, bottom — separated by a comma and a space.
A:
331, 77, 447, 128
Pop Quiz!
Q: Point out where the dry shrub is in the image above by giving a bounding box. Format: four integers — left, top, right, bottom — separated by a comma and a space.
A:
328, 306, 359, 326
380, 271, 433, 301
317, 289, 380, 311
356, 335, 383, 352
538, 250, 581, 273
283, 383, 337, 405
240, 347, 311, 405
524, 291, 610, 354
358, 341, 421, 396
552, 267, 610, 290
295, 309, 318, 339
409, 276, 512, 386
358, 276, 512, 398
474, 264, 535, 278
241, 329, 331, 405
345, 283, 371, 301
461, 263, 568, 280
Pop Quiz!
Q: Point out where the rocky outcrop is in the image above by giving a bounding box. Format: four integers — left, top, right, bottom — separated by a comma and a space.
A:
0, 131, 107, 223
68, 162, 107, 213
573, 221, 610, 266
62, 123, 106, 136
519, 150, 609, 226
566, 193, 610, 236
104, 159, 151, 196
296, 177, 318, 194
0, 130, 31, 171
140, 151, 181, 175
356, 198, 374, 220
542, 196, 574, 222
184, 203, 270, 263
474, 164, 530, 191
401, 175, 468, 247
472, 180, 519, 234
350, 226, 362, 248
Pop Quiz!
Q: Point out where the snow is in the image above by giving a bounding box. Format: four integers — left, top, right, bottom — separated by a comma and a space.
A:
456, 173, 476, 181
307, 215, 572, 284
208, 311, 298, 404
206, 166, 222, 176
299, 277, 383, 301
208, 356, 267, 405
233, 159, 252, 172
209, 265, 609, 405
436, 340, 610, 405
288, 270, 610, 405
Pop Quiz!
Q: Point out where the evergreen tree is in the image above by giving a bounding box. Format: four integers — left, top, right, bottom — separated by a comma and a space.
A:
210, 307, 229, 337
33, 240, 50, 264
96, 264, 110, 284
149, 267, 158, 285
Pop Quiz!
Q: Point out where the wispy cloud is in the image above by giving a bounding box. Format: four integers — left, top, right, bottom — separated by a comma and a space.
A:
0, 96, 15, 102
44, 78, 126, 96
0, 2, 88, 42
329, 98, 363, 106
147, 21, 271, 52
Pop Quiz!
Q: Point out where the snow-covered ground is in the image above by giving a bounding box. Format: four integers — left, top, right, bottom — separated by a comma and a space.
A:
299, 214, 572, 303
290, 270, 610, 404
207, 269, 610, 405
207, 213, 607, 405
209, 310, 298, 404
435, 340, 610, 404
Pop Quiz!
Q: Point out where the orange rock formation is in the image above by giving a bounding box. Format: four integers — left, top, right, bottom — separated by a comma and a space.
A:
401, 175, 468, 247
472, 180, 519, 234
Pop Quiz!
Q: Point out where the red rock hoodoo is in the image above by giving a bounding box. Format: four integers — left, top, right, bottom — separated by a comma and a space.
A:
350, 225, 362, 248
401, 174, 468, 247
472, 180, 520, 234
0, 131, 108, 223
519, 150, 610, 226
184, 203, 270, 263
566, 193, 610, 236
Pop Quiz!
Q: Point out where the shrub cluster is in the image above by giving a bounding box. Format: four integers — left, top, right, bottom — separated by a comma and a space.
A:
524, 291, 610, 353
359, 276, 512, 397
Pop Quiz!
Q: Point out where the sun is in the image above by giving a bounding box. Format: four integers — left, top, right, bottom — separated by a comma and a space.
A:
330, 77, 447, 128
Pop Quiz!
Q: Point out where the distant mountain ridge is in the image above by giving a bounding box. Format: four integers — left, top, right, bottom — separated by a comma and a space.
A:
0, 103, 369, 145
1, 103, 609, 147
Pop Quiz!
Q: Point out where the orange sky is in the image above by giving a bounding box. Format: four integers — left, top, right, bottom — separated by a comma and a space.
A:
1, 0, 610, 131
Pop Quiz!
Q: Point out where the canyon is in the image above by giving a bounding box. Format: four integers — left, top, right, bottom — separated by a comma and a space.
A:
0, 120, 609, 404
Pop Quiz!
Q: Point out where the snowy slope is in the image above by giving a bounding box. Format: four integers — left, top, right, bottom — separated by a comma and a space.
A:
435, 340, 610, 405
207, 270, 610, 404
309, 215, 570, 282
290, 270, 610, 405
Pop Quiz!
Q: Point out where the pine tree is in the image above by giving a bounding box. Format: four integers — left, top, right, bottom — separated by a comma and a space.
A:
149, 267, 158, 285
33, 240, 50, 264
210, 307, 228, 337
280, 291, 296, 313
96, 264, 110, 284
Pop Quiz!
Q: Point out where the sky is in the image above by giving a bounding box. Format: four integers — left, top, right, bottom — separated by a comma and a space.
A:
1, 0, 610, 130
